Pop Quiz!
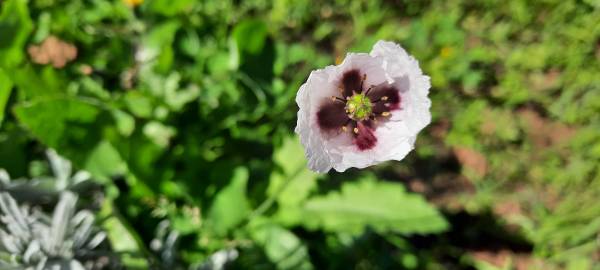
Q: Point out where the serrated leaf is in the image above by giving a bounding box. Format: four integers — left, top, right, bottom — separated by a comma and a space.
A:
208, 167, 250, 236
300, 177, 448, 235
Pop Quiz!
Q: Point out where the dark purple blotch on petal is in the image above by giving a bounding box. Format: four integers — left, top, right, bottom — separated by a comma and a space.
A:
317, 101, 349, 131
341, 69, 363, 97
354, 121, 377, 150
367, 86, 401, 113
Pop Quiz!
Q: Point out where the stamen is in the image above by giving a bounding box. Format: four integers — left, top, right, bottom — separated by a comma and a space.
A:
331, 96, 345, 103
364, 85, 376, 96
381, 112, 391, 117
341, 119, 352, 132
372, 96, 389, 103
353, 127, 359, 134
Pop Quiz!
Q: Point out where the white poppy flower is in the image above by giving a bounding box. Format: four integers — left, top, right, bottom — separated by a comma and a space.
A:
295, 40, 431, 173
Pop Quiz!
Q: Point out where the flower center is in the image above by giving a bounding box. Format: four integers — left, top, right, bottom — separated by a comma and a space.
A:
345, 93, 372, 121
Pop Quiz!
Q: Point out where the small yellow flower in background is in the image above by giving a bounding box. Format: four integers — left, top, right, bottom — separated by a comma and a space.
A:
123, 0, 143, 7
440, 46, 453, 58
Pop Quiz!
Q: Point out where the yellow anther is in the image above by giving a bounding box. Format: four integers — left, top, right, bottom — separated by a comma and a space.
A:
381, 96, 388, 101
381, 112, 391, 117
353, 127, 359, 134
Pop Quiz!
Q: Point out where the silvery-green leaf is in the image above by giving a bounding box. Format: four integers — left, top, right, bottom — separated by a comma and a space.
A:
85, 232, 106, 250
46, 149, 72, 190
0, 192, 31, 241
35, 257, 47, 270
22, 240, 40, 263
68, 259, 86, 270
0, 229, 22, 254
0, 169, 9, 185
47, 192, 77, 255
45, 259, 86, 270
71, 210, 94, 249
69, 172, 91, 186
199, 249, 239, 270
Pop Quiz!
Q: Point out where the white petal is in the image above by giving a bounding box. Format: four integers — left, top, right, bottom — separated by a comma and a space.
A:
295, 66, 338, 173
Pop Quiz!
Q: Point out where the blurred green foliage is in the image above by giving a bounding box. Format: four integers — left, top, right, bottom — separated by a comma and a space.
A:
0, 0, 599, 269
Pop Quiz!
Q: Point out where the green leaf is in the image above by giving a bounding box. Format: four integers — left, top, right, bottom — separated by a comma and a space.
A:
208, 167, 251, 236
14, 97, 102, 149
84, 140, 127, 183
8, 65, 64, 99
14, 98, 100, 149
123, 91, 153, 118
138, 20, 180, 71
300, 177, 448, 234
249, 219, 313, 270
0, 0, 34, 68
232, 19, 268, 54
111, 109, 135, 137
230, 19, 268, 69
0, 69, 12, 127
143, 121, 176, 148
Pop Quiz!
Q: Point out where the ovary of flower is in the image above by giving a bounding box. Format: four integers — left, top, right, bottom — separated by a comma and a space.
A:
295, 40, 432, 173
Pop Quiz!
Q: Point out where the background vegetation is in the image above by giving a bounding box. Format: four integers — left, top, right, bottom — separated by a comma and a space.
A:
0, 0, 599, 269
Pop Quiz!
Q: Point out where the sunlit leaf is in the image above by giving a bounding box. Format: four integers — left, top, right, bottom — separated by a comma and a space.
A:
300, 177, 448, 234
